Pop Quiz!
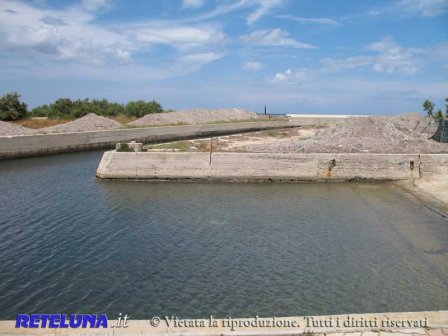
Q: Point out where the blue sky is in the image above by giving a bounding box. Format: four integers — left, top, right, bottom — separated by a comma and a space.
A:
0, 0, 447, 114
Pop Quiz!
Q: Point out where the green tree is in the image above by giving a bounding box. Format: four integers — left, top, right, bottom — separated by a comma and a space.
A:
90, 99, 124, 116
125, 100, 163, 117
0, 92, 28, 121
71, 99, 92, 118
445, 98, 448, 118
48, 98, 74, 119
434, 109, 443, 119
30, 104, 51, 117
423, 99, 435, 117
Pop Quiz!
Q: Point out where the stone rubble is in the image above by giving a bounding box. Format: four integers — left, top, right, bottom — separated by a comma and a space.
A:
243, 113, 448, 154
128, 108, 259, 126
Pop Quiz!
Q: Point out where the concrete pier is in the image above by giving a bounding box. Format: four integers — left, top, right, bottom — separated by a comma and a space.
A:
96, 152, 448, 182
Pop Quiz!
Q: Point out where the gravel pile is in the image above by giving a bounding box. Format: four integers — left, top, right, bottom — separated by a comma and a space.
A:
0, 121, 36, 136
42, 113, 121, 133
244, 113, 448, 154
129, 108, 259, 126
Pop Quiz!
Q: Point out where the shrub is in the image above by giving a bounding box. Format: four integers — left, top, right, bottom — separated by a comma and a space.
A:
90, 99, 124, 116
434, 109, 444, 119
423, 100, 435, 117
4, 94, 164, 119
116, 143, 134, 152
30, 104, 51, 117
0, 92, 28, 121
125, 100, 163, 117
48, 98, 75, 119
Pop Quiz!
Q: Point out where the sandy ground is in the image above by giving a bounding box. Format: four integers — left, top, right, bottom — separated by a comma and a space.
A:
146, 126, 323, 152
396, 179, 448, 214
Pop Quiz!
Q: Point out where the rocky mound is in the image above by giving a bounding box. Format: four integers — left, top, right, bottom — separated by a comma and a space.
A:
243, 113, 448, 154
129, 108, 259, 126
0, 121, 36, 136
304, 113, 447, 153
41, 113, 121, 133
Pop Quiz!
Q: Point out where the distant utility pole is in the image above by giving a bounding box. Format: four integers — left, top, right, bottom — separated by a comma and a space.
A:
264, 105, 267, 115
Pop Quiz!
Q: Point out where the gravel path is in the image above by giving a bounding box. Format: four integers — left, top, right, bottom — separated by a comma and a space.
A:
244, 113, 448, 154
41, 113, 121, 133
0, 121, 36, 136
128, 108, 259, 126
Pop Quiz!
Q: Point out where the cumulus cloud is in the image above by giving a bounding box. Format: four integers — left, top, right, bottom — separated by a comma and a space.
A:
269, 37, 431, 86
0, 0, 229, 84
240, 28, 316, 49
269, 69, 312, 84
366, 37, 421, 74
321, 37, 422, 75
0, 0, 226, 75
243, 61, 262, 71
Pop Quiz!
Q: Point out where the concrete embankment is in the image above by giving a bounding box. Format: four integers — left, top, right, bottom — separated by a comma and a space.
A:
0, 121, 302, 159
96, 151, 448, 182
287, 114, 367, 125
0, 310, 446, 335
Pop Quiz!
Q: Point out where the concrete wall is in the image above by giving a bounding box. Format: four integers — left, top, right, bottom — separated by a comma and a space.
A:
0, 121, 301, 160
287, 114, 366, 125
96, 151, 448, 181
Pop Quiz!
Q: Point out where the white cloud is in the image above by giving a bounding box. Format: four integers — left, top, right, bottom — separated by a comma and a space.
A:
182, 0, 205, 9
352, 0, 448, 20
243, 61, 262, 71
320, 56, 372, 72
277, 14, 338, 25
81, 0, 109, 12
429, 42, 448, 62
132, 25, 226, 50
240, 28, 316, 49
395, 0, 448, 17
0, 0, 226, 78
269, 69, 312, 84
180, 52, 223, 64
366, 37, 421, 74
185, 0, 285, 25
246, 0, 283, 25
320, 37, 422, 75
269, 37, 430, 86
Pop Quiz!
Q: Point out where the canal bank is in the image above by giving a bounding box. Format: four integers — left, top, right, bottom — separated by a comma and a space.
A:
96, 152, 448, 182
0, 120, 302, 159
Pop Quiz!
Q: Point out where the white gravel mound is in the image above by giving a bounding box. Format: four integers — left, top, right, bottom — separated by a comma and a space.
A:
244, 113, 448, 154
129, 108, 259, 126
305, 113, 447, 153
41, 113, 121, 133
0, 121, 36, 136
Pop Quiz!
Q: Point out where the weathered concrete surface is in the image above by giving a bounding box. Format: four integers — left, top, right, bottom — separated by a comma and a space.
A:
96, 152, 448, 182
287, 114, 367, 125
0, 310, 446, 335
0, 121, 303, 160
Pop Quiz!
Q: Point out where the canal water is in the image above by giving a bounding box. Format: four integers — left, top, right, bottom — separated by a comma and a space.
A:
0, 151, 447, 319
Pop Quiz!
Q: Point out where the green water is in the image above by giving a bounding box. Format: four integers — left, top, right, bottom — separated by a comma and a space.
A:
0, 151, 447, 319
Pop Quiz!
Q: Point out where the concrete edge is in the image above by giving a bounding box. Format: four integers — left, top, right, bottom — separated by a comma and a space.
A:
0, 121, 303, 160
